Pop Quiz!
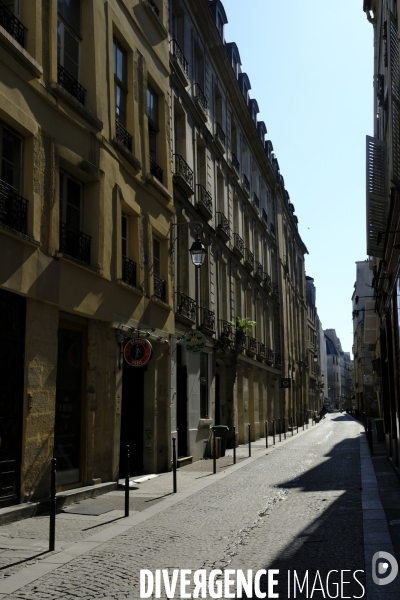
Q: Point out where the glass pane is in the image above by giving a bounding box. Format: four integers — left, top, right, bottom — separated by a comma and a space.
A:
66, 177, 81, 209
153, 238, 160, 276
147, 87, 158, 125
66, 204, 81, 230
115, 44, 126, 84
59, 0, 81, 33
1, 128, 22, 192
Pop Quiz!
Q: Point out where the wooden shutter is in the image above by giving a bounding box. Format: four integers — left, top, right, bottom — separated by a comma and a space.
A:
366, 135, 387, 257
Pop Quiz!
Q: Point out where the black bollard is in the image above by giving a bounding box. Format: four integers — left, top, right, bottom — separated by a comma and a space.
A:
172, 437, 177, 492
125, 444, 130, 517
297, 415, 299, 434
265, 421, 268, 449
291, 416, 294, 437
272, 419, 276, 445
248, 423, 251, 457
233, 426, 237, 464
302, 414, 305, 431
279, 418, 281, 442
49, 457, 57, 552
213, 429, 217, 474
283, 417, 286, 440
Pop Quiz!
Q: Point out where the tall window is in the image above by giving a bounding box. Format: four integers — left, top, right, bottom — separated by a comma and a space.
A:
200, 353, 209, 418
147, 85, 159, 163
0, 125, 22, 192
3, 1, 20, 16
114, 39, 128, 128
57, 0, 81, 81
60, 172, 82, 230
121, 214, 128, 257
153, 236, 161, 277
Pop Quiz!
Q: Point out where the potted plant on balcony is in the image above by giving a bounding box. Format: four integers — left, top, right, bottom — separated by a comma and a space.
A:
231, 317, 256, 349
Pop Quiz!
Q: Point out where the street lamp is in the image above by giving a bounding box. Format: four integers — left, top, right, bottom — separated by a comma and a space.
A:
189, 238, 206, 267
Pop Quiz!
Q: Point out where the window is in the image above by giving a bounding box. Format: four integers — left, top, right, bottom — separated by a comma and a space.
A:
121, 214, 128, 257
3, 0, 20, 17
114, 39, 128, 128
121, 213, 137, 287
200, 353, 209, 418
153, 235, 166, 301
1, 125, 22, 192
59, 172, 90, 264
147, 85, 162, 180
57, 0, 81, 82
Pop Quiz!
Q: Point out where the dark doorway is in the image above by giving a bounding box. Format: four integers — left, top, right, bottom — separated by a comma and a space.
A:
119, 360, 145, 476
177, 351, 188, 457
0, 289, 25, 508
215, 372, 221, 425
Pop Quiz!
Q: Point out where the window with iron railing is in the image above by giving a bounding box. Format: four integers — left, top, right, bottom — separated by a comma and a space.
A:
216, 122, 226, 147
171, 38, 189, 78
231, 153, 240, 172
174, 154, 194, 190
148, 85, 162, 182
193, 83, 208, 113
0, 179, 28, 235
58, 0, 83, 103
242, 174, 250, 195
0, 1, 26, 46
176, 292, 196, 322
196, 184, 212, 214
200, 307, 215, 331
114, 38, 131, 150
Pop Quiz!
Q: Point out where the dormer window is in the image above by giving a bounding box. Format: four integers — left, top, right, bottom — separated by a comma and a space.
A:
209, 1, 228, 41
216, 12, 224, 38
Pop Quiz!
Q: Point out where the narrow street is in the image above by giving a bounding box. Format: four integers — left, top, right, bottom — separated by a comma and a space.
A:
0, 416, 387, 599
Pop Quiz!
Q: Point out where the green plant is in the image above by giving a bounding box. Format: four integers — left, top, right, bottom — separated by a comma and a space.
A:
230, 316, 256, 332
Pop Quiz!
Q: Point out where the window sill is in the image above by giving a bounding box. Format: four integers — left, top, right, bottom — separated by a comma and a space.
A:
146, 173, 174, 207
113, 138, 142, 172
142, 0, 168, 40
50, 82, 103, 130
55, 252, 103, 276
117, 279, 145, 296
0, 223, 40, 247
198, 419, 213, 429
152, 295, 172, 311
0, 25, 42, 78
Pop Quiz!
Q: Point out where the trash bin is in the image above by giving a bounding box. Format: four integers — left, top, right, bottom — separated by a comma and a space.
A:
211, 425, 229, 457
374, 418, 384, 443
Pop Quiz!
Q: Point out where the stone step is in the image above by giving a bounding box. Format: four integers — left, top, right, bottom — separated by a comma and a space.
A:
177, 456, 193, 468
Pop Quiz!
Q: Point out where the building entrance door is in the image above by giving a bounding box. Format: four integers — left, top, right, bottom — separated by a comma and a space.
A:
177, 364, 188, 457
0, 289, 25, 508
119, 362, 145, 476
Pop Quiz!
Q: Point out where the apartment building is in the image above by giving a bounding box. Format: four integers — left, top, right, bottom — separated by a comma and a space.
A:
0, 0, 174, 506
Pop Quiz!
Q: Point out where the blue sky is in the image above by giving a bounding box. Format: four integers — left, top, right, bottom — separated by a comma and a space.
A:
223, 0, 373, 354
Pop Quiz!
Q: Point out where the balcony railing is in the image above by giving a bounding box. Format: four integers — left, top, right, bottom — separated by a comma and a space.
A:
262, 208, 268, 225
122, 255, 137, 287
176, 292, 196, 323
200, 307, 215, 332
242, 174, 250, 196
58, 63, 86, 105
233, 232, 244, 256
244, 248, 254, 271
171, 39, 189, 79
275, 353, 282, 367
252, 193, 260, 210
150, 157, 163, 183
272, 281, 279, 296
146, 0, 160, 16
116, 120, 132, 152
258, 343, 267, 359
154, 274, 166, 302
59, 222, 91, 265
0, 1, 26, 46
270, 222, 276, 237
193, 83, 208, 113
174, 154, 194, 191
267, 349, 275, 364
264, 273, 272, 290
236, 330, 247, 349
216, 211, 230, 241
0, 180, 28, 235
216, 122, 226, 148
220, 319, 235, 342
254, 261, 263, 280
196, 184, 212, 215
231, 153, 240, 172
247, 336, 257, 355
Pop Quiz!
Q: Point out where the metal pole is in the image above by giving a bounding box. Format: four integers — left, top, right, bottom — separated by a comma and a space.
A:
278, 418, 281, 442
233, 426, 236, 464
49, 457, 57, 552
172, 437, 177, 493
306, 411, 308, 429
213, 429, 216, 474
297, 414, 299, 434
283, 417, 286, 440
272, 419, 276, 445
248, 423, 251, 457
265, 421, 268, 449
125, 444, 130, 517
302, 413, 305, 431
291, 415, 293, 436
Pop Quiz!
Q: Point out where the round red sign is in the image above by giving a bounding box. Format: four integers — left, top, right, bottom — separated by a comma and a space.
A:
123, 338, 152, 367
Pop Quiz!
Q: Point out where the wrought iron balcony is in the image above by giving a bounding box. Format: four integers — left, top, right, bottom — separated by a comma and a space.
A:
272, 281, 279, 296
58, 63, 85, 105
116, 120, 132, 152
231, 153, 240, 174
242, 174, 250, 197
196, 184, 212, 219
233, 233, 244, 258
122, 255, 137, 287
236, 330, 247, 349
257, 343, 267, 360
264, 273, 272, 291
216, 212, 230, 242
262, 209, 268, 225
247, 336, 257, 355
270, 222, 276, 237
0, 179, 28, 235
275, 353, 282, 367
173, 154, 194, 194
176, 292, 196, 323
215, 122, 226, 151
244, 248, 254, 271
254, 261, 263, 282
219, 319, 235, 342
171, 39, 189, 80
252, 192, 260, 211
200, 307, 215, 332
154, 274, 166, 302
267, 349, 275, 364
145, 0, 159, 16
193, 83, 208, 118
59, 222, 91, 265
150, 157, 163, 183
0, 1, 26, 46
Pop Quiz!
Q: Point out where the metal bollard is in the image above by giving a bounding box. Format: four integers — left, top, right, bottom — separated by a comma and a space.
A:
297, 415, 299, 434
233, 426, 237, 464
265, 421, 268, 449
291, 416, 294, 437
49, 457, 57, 552
125, 444, 130, 517
213, 429, 217, 474
248, 423, 251, 457
272, 419, 276, 445
283, 417, 286, 440
302, 414, 305, 431
278, 418, 281, 442
172, 437, 177, 493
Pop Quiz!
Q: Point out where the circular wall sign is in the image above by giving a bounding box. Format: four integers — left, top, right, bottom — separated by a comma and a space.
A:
124, 338, 152, 367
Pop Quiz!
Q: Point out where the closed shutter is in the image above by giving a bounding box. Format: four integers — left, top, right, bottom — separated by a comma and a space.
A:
366, 135, 387, 257
390, 16, 400, 184
364, 301, 378, 345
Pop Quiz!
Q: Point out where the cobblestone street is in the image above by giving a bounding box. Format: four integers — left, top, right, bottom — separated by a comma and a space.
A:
0, 415, 398, 599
